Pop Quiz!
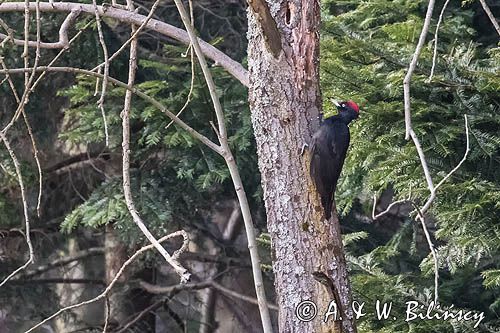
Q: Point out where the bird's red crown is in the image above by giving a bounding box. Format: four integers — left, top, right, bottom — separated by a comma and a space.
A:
345, 100, 360, 113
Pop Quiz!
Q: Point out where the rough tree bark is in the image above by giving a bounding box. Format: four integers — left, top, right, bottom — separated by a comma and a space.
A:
247, 1, 357, 332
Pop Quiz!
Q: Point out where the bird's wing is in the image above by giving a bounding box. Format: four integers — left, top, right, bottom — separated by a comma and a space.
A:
328, 123, 350, 169
310, 128, 336, 197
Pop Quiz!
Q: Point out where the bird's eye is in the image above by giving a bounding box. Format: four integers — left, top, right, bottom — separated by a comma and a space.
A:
341, 103, 346, 107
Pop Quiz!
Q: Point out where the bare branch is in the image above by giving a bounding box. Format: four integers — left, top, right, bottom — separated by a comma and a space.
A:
103, 296, 110, 333
121, 11, 190, 282
24, 231, 188, 333
387, 115, 469, 306
410, 129, 435, 192
421, 115, 470, 214
434, 115, 470, 191
1, 1, 44, 219
0, 2, 249, 86
376, 116, 469, 304
0, 18, 15, 47
172, 0, 227, 140
479, 0, 500, 37
211, 281, 279, 312
114, 299, 165, 333
21, 101, 43, 218
428, 0, 451, 81
411, 202, 439, 304
23, 0, 29, 87
403, 0, 436, 140
7, 278, 104, 285
0, 18, 92, 220
420, 114, 470, 214
0, 10, 79, 49
92, 0, 110, 146
372, 194, 410, 220
139, 279, 213, 294
21, 247, 104, 279
0, 133, 34, 287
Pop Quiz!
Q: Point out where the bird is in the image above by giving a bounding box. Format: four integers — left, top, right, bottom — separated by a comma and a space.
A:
309, 100, 359, 220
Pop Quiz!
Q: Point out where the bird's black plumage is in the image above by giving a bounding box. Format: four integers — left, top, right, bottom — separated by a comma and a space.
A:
310, 101, 359, 219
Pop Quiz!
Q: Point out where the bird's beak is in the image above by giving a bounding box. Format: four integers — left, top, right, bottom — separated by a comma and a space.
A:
330, 98, 341, 108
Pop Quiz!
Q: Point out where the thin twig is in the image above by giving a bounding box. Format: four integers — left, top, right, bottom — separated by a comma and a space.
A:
23, 0, 29, 87
1, 1, 43, 217
114, 299, 165, 333
479, 0, 500, 37
95, 66, 102, 96
419, 115, 469, 214
372, 195, 410, 220
211, 281, 279, 311
428, 0, 451, 81
20, 247, 104, 278
103, 296, 110, 333
165, 0, 196, 131
24, 232, 188, 333
91, 0, 162, 74
0, 133, 34, 288
26, 0, 43, 215
403, 0, 436, 140
172, 0, 227, 140
410, 129, 434, 192
411, 202, 439, 304
138, 279, 212, 294
21, 99, 43, 218
0, 18, 15, 47
434, 115, 469, 191
165, 43, 196, 131
92, 0, 110, 146
403, 3, 471, 302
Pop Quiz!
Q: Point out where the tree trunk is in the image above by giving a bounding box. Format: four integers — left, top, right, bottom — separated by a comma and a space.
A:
247, 1, 357, 332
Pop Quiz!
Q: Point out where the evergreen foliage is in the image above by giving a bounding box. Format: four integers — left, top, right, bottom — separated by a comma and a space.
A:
322, 0, 500, 331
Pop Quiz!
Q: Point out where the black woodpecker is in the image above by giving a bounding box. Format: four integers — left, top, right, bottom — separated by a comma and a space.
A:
310, 100, 360, 220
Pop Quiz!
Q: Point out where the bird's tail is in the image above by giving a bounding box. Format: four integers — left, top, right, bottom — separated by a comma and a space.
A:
321, 194, 333, 220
